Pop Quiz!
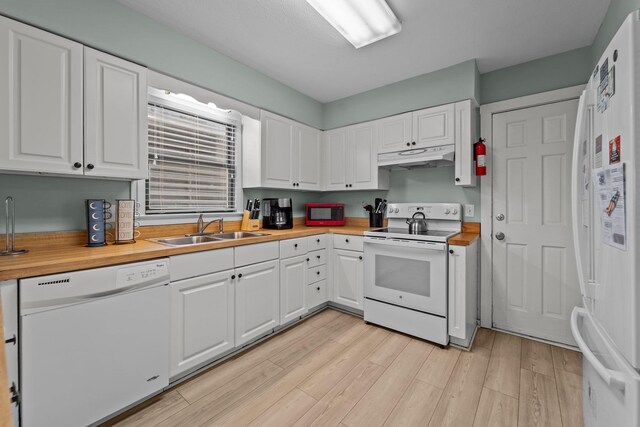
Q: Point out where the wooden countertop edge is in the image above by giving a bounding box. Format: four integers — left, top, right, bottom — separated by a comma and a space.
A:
0, 226, 370, 281
447, 232, 480, 246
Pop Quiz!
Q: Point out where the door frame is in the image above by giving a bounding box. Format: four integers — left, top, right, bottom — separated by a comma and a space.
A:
478, 84, 585, 328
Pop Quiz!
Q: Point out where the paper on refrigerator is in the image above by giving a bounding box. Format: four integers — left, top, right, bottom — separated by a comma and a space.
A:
593, 164, 627, 250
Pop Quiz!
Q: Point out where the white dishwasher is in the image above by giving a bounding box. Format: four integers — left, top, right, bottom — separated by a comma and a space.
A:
19, 259, 170, 427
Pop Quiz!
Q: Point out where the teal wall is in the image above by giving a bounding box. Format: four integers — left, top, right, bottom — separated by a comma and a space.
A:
592, 0, 640, 64
322, 60, 478, 130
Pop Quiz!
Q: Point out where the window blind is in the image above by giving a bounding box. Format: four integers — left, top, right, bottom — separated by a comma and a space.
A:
146, 99, 238, 214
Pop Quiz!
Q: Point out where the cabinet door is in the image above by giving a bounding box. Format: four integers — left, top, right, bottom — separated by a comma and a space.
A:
0, 16, 83, 175
170, 270, 235, 377
350, 122, 377, 190
378, 112, 412, 153
324, 128, 351, 190
295, 124, 322, 190
261, 111, 293, 188
84, 48, 147, 179
332, 249, 364, 310
448, 246, 467, 340
412, 104, 455, 148
235, 260, 280, 346
454, 100, 477, 187
279, 255, 307, 324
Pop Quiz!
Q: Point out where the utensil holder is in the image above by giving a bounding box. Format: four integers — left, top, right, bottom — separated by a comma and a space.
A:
241, 211, 261, 231
114, 199, 140, 244
369, 212, 384, 228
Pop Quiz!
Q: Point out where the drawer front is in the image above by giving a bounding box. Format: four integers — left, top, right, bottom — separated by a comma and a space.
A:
307, 249, 327, 268
307, 234, 328, 251
280, 237, 308, 259
333, 234, 364, 252
234, 242, 279, 267
170, 248, 234, 281
306, 280, 327, 309
306, 264, 327, 285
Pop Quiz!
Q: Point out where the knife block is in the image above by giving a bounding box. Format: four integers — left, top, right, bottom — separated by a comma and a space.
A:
241, 211, 261, 231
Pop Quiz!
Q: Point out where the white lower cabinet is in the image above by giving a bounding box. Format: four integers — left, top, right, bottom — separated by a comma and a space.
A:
1, 280, 19, 426
235, 259, 280, 346
279, 255, 308, 324
332, 249, 364, 311
170, 270, 235, 377
448, 240, 478, 347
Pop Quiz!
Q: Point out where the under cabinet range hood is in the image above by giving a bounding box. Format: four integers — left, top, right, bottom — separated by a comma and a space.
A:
377, 145, 455, 170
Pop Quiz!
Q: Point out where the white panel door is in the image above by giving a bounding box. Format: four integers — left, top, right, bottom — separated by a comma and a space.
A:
333, 249, 364, 310
279, 255, 307, 324
235, 260, 280, 346
412, 104, 455, 148
84, 48, 147, 179
295, 124, 322, 190
261, 111, 293, 188
378, 112, 412, 153
492, 99, 581, 345
324, 128, 351, 190
350, 122, 377, 189
0, 16, 83, 175
170, 270, 234, 377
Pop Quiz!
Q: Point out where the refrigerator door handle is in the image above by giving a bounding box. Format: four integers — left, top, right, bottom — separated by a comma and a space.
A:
571, 307, 626, 393
571, 92, 588, 298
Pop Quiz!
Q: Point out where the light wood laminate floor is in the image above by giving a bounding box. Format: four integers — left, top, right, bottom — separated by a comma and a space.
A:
104, 309, 583, 427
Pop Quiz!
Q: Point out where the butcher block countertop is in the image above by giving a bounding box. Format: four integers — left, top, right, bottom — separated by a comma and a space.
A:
0, 219, 480, 281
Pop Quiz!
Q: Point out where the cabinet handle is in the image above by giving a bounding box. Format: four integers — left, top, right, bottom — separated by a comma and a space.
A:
406, 142, 410, 147
412, 141, 416, 146
345, 238, 349, 243
455, 177, 460, 182
86, 163, 95, 170
4, 334, 16, 345
73, 162, 82, 169
316, 238, 320, 243
359, 256, 363, 260
317, 286, 321, 291
306, 258, 310, 262
449, 249, 454, 254
238, 273, 243, 278
231, 274, 236, 279
294, 243, 298, 248
349, 184, 353, 187
317, 255, 321, 259
345, 184, 349, 188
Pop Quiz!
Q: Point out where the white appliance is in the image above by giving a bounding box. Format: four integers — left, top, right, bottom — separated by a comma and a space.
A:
364, 203, 461, 345
20, 260, 171, 427
571, 11, 640, 427
378, 144, 455, 169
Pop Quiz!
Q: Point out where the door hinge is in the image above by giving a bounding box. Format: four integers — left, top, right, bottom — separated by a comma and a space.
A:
9, 382, 19, 406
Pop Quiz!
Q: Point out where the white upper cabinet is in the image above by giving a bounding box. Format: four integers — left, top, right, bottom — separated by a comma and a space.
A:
250, 110, 322, 190
412, 103, 456, 148
0, 16, 84, 175
84, 48, 147, 179
378, 112, 412, 154
454, 100, 477, 187
0, 17, 147, 180
324, 123, 389, 191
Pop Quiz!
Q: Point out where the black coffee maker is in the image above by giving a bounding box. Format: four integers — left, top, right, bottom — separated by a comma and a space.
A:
262, 198, 293, 229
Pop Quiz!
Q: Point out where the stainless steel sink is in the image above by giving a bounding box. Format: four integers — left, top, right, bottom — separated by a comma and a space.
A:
149, 235, 223, 246
216, 232, 268, 239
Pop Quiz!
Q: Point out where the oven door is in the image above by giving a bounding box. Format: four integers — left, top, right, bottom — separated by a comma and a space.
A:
364, 236, 447, 316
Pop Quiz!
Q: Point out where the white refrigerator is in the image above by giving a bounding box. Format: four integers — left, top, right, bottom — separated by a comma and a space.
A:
571, 10, 640, 427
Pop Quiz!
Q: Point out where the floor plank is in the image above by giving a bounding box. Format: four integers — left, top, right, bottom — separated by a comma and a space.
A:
157, 360, 283, 427
484, 332, 522, 398
246, 388, 317, 427
474, 328, 496, 350
331, 320, 374, 346
521, 340, 555, 377
366, 331, 411, 367
416, 346, 462, 389
429, 346, 491, 427
301, 309, 344, 328
293, 360, 385, 427
299, 327, 388, 400
473, 388, 518, 427
555, 368, 584, 427
106, 391, 188, 427
551, 346, 582, 376
383, 379, 442, 426
343, 339, 434, 427
518, 368, 562, 427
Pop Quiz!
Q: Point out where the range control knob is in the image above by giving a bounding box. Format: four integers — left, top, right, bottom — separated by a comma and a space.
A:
444, 208, 451, 214
388, 208, 393, 214
394, 208, 399, 213
452, 209, 458, 215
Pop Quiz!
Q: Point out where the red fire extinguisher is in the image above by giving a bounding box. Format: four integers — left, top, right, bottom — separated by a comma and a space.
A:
475, 138, 487, 176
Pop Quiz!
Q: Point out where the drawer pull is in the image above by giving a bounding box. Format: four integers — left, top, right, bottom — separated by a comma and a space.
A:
316, 238, 320, 243
317, 255, 321, 259
345, 238, 349, 243
294, 243, 298, 248
317, 271, 320, 275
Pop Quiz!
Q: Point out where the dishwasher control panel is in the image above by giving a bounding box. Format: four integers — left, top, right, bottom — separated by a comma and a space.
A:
116, 261, 169, 288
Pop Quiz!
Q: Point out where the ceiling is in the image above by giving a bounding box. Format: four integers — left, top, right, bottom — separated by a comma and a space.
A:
118, 0, 610, 103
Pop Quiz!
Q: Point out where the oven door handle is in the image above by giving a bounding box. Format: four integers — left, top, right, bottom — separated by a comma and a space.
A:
364, 237, 447, 251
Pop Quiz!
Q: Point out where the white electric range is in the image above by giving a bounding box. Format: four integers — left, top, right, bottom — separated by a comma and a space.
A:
363, 203, 462, 346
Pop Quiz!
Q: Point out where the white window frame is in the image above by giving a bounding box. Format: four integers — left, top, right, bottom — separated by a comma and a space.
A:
133, 72, 254, 225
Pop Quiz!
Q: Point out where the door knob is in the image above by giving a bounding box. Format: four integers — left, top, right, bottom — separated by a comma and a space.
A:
495, 232, 505, 241
496, 214, 505, 221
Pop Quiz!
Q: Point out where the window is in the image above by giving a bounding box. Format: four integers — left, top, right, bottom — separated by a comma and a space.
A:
144, 88, 242, 215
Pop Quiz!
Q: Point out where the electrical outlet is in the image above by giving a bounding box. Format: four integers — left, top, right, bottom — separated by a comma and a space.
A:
464, 204, 475, 218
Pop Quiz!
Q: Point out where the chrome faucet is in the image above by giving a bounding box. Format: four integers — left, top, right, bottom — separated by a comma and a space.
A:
195, 214, 223, 235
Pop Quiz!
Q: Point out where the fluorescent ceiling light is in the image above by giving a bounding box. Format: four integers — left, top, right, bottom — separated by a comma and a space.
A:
306, 0, 401, 49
